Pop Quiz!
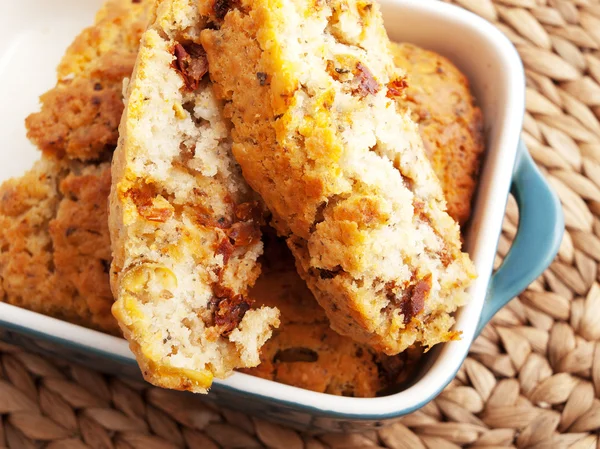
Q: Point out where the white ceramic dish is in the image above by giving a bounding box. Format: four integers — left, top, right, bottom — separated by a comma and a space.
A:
0, 0, 562, 432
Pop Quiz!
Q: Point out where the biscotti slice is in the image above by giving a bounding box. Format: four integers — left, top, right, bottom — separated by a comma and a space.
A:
391, 43, 484, 226
201, 0, 476, 355
2, 0, 151, 335
110, 0, 279, 393
244, 232, 423, 397
0, 158, 117, 334
26, 0, 153, 161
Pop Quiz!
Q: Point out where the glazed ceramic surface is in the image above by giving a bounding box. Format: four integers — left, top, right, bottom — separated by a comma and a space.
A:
0, 0, 562, 432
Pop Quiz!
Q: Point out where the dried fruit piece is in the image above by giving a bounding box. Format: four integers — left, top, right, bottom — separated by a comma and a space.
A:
126, 184, 174, 223
227, 222, 261, 247
386, 77, 408, 98
353, 62, 380, 96
400, 276, 431, 324
214, 296, 253, 335
173, 43, 208, 91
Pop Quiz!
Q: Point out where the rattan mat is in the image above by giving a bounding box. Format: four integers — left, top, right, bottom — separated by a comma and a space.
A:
2, 0, 600, 447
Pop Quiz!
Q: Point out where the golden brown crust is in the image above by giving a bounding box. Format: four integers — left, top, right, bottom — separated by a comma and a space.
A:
0, 0, 150, 335
243, 235, 423, 397
201, 0, 476, 354
52, 163, 115, 329
0, 158, 117, 334
244, 269, 382, 397
109, 0, 279, 393
5, 0, 483, 396
391, 43, 484, 226
25, 0, 153, 161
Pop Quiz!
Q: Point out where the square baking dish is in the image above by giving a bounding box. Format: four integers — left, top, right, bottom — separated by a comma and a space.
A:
0, 0, 562, 432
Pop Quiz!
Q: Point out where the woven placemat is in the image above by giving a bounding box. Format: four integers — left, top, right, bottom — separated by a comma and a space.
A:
2, 0, 600, 447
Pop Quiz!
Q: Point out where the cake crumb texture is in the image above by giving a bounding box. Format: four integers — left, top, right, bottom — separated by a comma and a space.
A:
0, 158, 117, 334
201, 0, 476, 354
391, 43, 484, 226
3, 0, 483, 397
109, 0, 279, 393
243, 233, 423, 397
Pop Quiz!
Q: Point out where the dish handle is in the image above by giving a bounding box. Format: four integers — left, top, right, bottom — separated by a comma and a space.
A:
476, 140, 564, 334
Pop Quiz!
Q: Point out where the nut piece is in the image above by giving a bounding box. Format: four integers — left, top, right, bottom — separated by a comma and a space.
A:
121, 263, 178, 301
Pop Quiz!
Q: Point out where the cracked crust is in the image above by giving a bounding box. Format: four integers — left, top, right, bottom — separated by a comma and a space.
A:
109, 0, 279, 393
201, 0, 476, 354
25, 0, 153, 161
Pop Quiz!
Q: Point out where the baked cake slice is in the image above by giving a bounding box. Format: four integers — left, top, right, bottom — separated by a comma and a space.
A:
0, 158, 117, 333
25, 0, 153, 161
109, 0, 279, 393
244, 231, 423, 397
201, 0, 476, 354
391, 43, 484, 226
1, 0, 152, 335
